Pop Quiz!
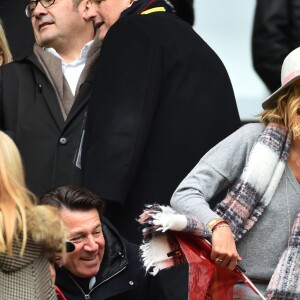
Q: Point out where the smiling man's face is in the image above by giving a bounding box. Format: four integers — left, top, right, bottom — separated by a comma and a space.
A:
60, 207, 105, 278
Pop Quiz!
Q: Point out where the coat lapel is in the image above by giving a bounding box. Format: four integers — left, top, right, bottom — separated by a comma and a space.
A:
34, 69, 65, 130
65, 80, 91, 125
66, 38, 101, 125
27, 55, 65, 131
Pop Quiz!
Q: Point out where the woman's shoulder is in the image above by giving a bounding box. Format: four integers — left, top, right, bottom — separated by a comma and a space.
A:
236, 122, 265, 137
219, 122, 264, 146
203, 123, 264, 161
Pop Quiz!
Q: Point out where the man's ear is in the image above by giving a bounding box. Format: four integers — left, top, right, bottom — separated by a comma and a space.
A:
80, 0, 93, 12
81, 0, 93, 21
86, 0, 93, 9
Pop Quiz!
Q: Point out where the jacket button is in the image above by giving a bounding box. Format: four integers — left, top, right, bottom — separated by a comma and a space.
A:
59, 137, 68, 145
129, 281, 134, 286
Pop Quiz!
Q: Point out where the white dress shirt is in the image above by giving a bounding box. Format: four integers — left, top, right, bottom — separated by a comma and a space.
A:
46, 40, 93, 95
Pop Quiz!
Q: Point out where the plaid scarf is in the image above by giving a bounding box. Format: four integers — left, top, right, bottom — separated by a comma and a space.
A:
214, 123, 290, 241
121, 0, 175, 16
140, 123, 300, 299
213, 123, 300, 299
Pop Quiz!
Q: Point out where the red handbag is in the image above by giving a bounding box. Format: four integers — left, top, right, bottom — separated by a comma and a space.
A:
174, 232, 265, 300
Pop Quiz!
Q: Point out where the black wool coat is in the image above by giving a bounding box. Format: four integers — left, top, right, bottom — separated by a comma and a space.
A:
0, 54, 94, 196
83, 13, 241, 243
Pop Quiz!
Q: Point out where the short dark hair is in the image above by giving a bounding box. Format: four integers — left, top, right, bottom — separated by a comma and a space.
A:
39, 186, 105, 215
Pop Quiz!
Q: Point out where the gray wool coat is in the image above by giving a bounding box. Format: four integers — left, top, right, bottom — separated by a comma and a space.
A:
0, 239, 57, 300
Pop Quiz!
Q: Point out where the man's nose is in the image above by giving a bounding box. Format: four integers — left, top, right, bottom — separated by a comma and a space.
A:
32, 2, 48, 17
84, 10, 97, 22
83, 236, 99, 251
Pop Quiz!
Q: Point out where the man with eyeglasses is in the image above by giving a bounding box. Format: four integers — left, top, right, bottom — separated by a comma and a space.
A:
0, 0, 100, 196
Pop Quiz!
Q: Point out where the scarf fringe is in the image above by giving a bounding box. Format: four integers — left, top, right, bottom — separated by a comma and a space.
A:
267, 245, 300, 299
140, 232, 183, 275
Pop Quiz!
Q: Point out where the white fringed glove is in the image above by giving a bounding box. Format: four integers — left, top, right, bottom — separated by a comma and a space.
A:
151, 206, 188, 232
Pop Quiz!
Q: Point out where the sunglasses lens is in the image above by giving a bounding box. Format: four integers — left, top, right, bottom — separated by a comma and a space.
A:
66, 241, 75, 253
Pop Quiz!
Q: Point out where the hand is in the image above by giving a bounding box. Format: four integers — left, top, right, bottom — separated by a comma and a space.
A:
210, 226, 242, 270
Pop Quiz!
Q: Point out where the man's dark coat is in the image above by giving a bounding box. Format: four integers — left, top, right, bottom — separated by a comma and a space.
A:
0, 54, 94, 195
83, 13, 241, 243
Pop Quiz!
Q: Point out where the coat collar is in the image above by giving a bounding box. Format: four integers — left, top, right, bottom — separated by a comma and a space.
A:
14, 40, 101, 131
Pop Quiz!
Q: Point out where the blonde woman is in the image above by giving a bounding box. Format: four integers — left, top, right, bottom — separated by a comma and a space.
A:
0, 19, 12, 66
163, 46, 300, 299
137, 46, 300, 298
0, 131, 67, 299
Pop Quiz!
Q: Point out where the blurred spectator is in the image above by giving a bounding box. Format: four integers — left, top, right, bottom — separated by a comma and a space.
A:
0, 131, 67, 300
252, 0, 300, 92
0, 18, 12, 66
0, 0, 97, 197
0, 0, 35, 58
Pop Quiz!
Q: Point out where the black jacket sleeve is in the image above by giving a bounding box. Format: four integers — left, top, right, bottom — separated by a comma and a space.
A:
252, 0, 300, 92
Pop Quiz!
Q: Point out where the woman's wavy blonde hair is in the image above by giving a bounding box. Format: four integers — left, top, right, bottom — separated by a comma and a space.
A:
260, 82, 300, 139
0, 132, 35, 256
0, 19, 12, 65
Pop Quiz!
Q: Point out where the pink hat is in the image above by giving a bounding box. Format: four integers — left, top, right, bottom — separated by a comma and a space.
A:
262, 47, 300, 109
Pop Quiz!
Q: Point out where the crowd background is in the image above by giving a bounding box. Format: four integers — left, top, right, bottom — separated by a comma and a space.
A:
0, 0, 285, 122
0, 0, 34, 58
194, 0, 269, 122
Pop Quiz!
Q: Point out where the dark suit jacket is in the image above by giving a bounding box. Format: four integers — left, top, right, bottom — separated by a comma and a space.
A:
83, 13, 241, 242
0, 53, 94, 195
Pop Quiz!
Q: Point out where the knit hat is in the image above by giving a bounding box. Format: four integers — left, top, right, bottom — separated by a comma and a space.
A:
262, 47, 300, 109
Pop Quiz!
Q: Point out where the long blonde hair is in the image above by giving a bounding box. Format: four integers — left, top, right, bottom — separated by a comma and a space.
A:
0, 132, 35, 256
0, 19, 12, 65
260, 82, 300, 139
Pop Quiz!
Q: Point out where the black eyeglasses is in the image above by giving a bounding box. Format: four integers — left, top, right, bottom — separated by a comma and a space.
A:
25, 0, 56, 18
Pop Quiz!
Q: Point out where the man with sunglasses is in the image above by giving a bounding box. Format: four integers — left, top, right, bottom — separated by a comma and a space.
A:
0, 0, 99, 196
39, 186, 168, 300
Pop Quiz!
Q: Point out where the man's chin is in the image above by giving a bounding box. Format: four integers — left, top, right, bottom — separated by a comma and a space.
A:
99, 29, 108, 42
35, 36, 56, 49
78, 269, 99, 278
78, 263, 100, 278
